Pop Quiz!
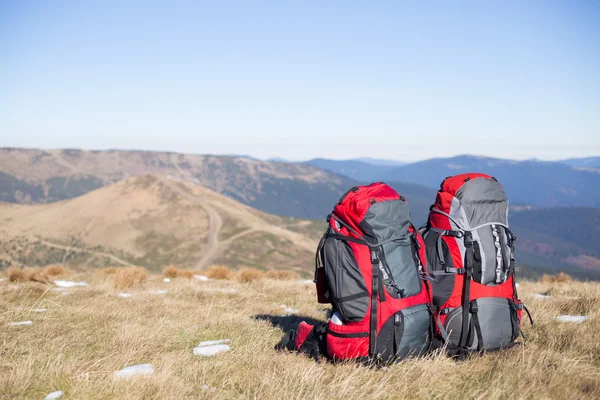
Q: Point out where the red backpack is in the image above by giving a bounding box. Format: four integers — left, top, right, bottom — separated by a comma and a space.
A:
285, 183, 433, 363
422, 173, 533, 358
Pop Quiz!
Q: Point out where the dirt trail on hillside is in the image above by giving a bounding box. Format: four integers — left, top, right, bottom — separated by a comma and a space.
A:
158, 177, 223, 270
158, 177, 317, 270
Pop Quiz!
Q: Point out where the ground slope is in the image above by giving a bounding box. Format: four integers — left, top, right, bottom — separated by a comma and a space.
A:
0, 175, 319, 272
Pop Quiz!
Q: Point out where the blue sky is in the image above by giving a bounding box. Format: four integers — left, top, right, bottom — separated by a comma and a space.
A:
0, 1, 598, 161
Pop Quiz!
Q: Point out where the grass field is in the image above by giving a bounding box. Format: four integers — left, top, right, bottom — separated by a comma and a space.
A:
1, 273, 599, 399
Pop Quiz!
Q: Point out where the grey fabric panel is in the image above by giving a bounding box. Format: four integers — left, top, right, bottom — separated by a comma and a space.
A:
381, 240, 421, 298
476, 226, 497, 285
323, 237, 369, 322
455, 178, 508, 228
474, 297, 517, 350
397, 304, 431, 358
362, 200, 411, 244
444, 306, 477, 350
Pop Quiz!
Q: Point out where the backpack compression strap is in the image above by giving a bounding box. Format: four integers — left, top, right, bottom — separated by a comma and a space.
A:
458, 231, 474, 360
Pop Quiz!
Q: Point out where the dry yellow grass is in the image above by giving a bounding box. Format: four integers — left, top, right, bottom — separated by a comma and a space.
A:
205, 265, 233, 280
265, 269, 300, 281
1, 276, 599, 399
163, 265, 194, 280
113, 266, 149, 289
41, 264, 67, 277
541, 272, 572, 284
236, 267, 264, 283
96, 266, 119, 276
6, 266, 49, 283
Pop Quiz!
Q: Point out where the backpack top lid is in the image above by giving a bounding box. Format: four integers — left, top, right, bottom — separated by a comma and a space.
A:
333, 182, 412, 244
431, 173, 509, 230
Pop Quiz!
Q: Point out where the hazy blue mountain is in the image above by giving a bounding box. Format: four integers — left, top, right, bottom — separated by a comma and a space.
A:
305, 158, 396, 182
355, 157, 406, 167
379, 155, 600, 208
560, 157, 600, 170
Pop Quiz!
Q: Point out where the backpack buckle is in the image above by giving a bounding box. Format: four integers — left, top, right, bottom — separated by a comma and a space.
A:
470, 302, 479, 313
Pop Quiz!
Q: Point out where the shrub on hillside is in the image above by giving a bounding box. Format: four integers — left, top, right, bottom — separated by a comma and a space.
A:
541, 272, 572, 284
206, 265, 233, 280
42, 264, 67, 277
163, 265, 194, 279
7, 267, 49, 283
236, 267, 264, 283
265, 269, 300, 280
113, 266, 148, 289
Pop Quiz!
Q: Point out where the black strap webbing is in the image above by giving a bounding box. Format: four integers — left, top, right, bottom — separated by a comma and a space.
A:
458, 231, 473, 359
325, 233, 368, 245
332, 292, 369, 303
369, 250, 379, 357
471, 301, 484, 351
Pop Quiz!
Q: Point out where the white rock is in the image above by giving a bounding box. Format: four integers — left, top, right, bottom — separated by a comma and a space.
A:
193, 344, 230, 357
149, 290, 167, 294
54, 280, 88, 288
556, 315, 588, 323
8, 321, 32, 326
163, 278, 171, 283
32, 308, 47, 313
282, 307, 299, 315
44, 390, 64, 400
114, 364, 153, 378
117, 293, 133, 298
302, 279, 313, 284
515, 283, 520, 288
197, 339, 231, 347
532, 293, 552, 299
194, 275, 209, 281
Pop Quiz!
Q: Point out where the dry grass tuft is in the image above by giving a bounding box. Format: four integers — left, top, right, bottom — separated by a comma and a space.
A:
7, 267, 49, 283
42, 264, 67, 277
163, 265, 194, 279
206, 265, 233, 280
236, 267, 264, 283
541, 272, 572, 284
96, 267, 118, 276
265, 269, 300, 281
113, 266, 148, 289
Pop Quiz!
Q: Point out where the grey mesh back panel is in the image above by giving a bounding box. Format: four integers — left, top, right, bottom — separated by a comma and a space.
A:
362, 200, 420, 297
455, 178, 509, 228
397, 304, 431, 358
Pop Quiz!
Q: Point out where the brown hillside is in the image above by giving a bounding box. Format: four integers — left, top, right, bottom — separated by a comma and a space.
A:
0, 175, 319, 273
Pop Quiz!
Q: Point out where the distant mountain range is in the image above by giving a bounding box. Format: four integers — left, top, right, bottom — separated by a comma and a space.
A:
1, 148, 599, 279
307, 155, 600, 208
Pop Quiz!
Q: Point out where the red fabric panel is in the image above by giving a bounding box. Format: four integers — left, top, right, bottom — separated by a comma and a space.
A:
326, 320, 369, 359
295, 321, 314, 351
440, 173, 493, 195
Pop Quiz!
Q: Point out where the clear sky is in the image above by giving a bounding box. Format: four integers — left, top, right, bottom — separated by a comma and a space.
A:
1, 1, 598, 161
